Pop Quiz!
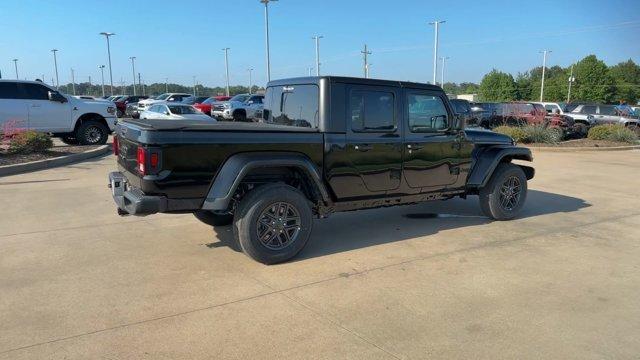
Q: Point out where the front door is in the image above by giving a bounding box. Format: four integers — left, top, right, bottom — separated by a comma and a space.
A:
402, 90, 459, 190
0, 81, 29, 131
342, 85, 403, 198
20, 82, 70, 132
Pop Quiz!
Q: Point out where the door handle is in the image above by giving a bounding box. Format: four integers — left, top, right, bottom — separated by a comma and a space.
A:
354, 144, 373, 152
31, 104, 41, 108
406, 143, 424, 150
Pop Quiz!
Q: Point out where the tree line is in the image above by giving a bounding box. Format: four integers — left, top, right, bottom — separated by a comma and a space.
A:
55, 82, 263, 98
452, 55, 639, 104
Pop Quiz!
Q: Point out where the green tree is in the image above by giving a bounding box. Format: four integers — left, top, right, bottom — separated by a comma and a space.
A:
608, 59, 640, 104
571, 55, 615, 103
479, 70, 517, 101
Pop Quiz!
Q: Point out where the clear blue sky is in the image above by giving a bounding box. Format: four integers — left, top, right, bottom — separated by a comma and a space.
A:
1, 0, 639, 88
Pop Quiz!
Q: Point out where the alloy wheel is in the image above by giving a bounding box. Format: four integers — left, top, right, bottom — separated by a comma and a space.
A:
256, 202, 302, 250
499, 176, 521, 211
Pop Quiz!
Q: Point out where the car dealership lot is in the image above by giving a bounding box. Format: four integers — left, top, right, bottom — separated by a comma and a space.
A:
0, 150, 639, 359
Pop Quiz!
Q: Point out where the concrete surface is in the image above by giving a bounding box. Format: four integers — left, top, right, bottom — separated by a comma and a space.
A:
0, 150, 639, 359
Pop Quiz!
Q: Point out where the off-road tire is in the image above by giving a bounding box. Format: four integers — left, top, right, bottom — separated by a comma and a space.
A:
479, 163, 527, 220
76, 120, 109, 145
193, 211, 234, 226
233, 183, 313, 264
232, 110, 247, 122
60, 135, 78, 145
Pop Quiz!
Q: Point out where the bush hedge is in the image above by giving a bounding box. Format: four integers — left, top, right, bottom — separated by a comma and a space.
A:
8, 131, 53, 154
587, 124, 638, 143
493, 125, 561, 144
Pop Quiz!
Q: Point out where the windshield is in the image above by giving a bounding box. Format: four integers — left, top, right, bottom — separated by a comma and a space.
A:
202, 97, 218, 104
230, 94, 250, 102
168, 105, 199, 115
154, 93, 169, 100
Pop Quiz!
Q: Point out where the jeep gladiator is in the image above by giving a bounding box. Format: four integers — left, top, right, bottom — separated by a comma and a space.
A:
108, 76, 534, 264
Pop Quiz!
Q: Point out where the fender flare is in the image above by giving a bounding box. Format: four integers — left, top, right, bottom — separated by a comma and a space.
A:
466, 146, 534, 189
201, 152, 331, 211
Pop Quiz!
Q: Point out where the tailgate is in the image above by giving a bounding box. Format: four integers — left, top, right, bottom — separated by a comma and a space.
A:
114, 121, 145, 176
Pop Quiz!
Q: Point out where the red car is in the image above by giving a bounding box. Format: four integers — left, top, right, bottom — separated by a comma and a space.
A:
193, 96, 232, 116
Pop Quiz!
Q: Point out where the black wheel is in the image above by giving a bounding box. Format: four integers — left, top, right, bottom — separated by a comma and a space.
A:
76, 120, 108, 145
232, 110, 247, 122
233, 183, 313, 264
627, 123, 640, 137
60, 135, 78, 145
479, 163, 527, 220
574, 123, 588, 138
193, 210, 233, 226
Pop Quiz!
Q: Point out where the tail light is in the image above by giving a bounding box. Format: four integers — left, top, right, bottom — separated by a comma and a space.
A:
113, 135, 119, 156
136, 147, 161, 176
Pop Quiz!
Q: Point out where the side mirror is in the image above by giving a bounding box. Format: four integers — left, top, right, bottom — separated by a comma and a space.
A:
48, 91, 67, 103
456, 114, 467, 129
246, 100, 254, 105
164, 111, 170, 115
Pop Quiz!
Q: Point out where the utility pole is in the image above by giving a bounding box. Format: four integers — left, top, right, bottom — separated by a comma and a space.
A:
429, 20, 445, 85
138, 73, 143, 95
567, 64, 575, 103
192, 76, 197, 96
70, 68, 76, 95
140, 74, 145, 96
361, 44, 371, 78
98, 65, 106, 97
312, 35, 323, 76
539, 50, 551, 102
12, 59, 18, 79
51, 49, 60, 88
88, 76, 92, 96
223, 47, 230, 96
99, 32, 115, 95
260, 0, 277, 82
247, 68, 254, 94
129, 56, 137, 95
440, 56, 450, 86
165, 78, 169, 93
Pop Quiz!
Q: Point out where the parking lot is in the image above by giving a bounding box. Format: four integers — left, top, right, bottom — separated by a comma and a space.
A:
1, 149, 639, 359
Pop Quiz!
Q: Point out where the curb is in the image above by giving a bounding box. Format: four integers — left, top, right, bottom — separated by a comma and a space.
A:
523, 145, 640, 152
0, 145, 111, 177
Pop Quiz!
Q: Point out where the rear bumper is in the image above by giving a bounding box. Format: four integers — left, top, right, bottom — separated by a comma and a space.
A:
108, 172, 167, 215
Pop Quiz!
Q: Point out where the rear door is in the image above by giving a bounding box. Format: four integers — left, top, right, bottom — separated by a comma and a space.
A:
596, 105, 619, 124
342, 85, 403, 198
402, 89, 459, 189
0, 81, 28, 131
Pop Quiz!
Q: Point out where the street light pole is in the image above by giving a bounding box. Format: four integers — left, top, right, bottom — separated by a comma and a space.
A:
51, 49, 60, 88
313, 35, 323, 76
429, 20, 445, 85
567, 64, 575, 103
165, 78, 169, 93
539, 50, 551, 102
193, 76, 197, 96
223, 47, 230, 96
361, 44, 371, 78
440, 56, 450, 86
260, 0, 277, 82
88, 76, 92, 96
98, 65, 106, 97
70, 68, 76, 95
247, 68, 254, 94
99, 32, 115, 95
12, 59, 18, 79
129, 56, 137, 95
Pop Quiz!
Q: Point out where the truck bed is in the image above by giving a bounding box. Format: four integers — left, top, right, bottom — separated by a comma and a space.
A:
115, 119, 324, 206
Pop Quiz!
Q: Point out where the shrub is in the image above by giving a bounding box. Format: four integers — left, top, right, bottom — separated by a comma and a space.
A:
493, 124, 561, 144
521, 124, 562, 144
588, 124, 638, 143
493, 125, 527, 143
8, 131, 53, 154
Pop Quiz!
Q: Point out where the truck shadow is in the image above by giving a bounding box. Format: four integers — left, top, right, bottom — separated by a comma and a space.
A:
210, 190, 589, 261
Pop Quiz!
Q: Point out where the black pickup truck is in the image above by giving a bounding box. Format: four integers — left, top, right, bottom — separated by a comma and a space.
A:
108, 76, 534, 264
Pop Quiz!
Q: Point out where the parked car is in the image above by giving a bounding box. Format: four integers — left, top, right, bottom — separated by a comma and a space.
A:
137, 93, 192, 112
484, 102, 546, 128
181, 96, 209, 105
107, 76, 534, 264
140, 103, 214, 121
470, 102, 498, 127
591, 104, 640, 134
193, 96, 231, 116
449, 99, 477, 127
535, 102, 567, 115
0, 80, 116, 144
212, 93, 264, 121
114, 95, 148, 117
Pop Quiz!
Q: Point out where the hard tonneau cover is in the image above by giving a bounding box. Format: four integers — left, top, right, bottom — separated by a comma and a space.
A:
119, 118, 319, 132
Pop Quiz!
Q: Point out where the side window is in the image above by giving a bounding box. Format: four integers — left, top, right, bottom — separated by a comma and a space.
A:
581, 105, 597, 114
18, 83, 50, 100
264, 84, 319, 128
0, 82, 20, 99
350, 90, 395, 132
599, 106, 616, 115
250, 96, 263, 104
149, 105, 160, 113
407, 94, 449, 132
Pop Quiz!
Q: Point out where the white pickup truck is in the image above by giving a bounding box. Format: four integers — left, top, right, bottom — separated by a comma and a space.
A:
0, 80, 117, 145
